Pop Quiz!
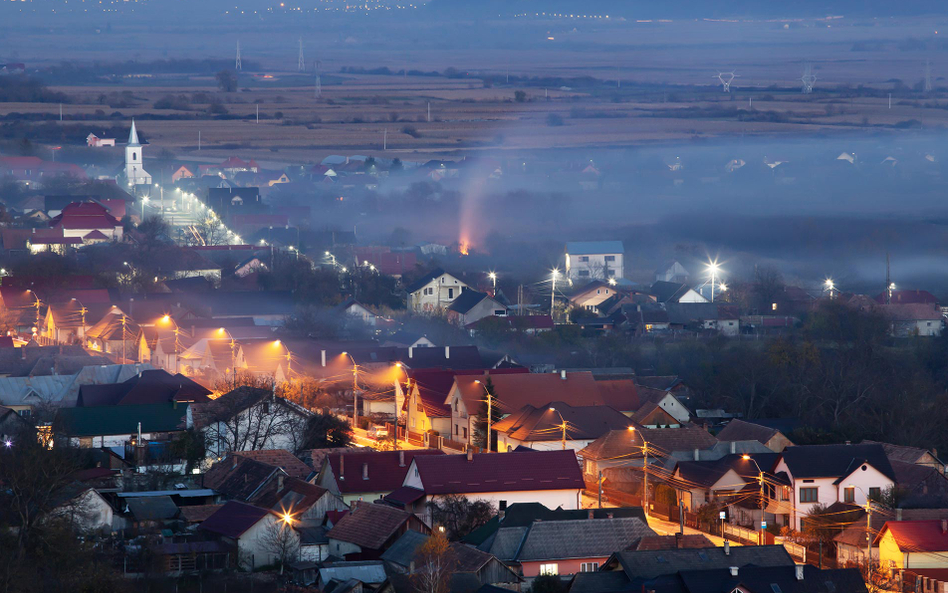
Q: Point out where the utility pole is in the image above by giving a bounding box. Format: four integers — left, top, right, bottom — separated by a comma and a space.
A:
758, 470, 765, 545
598, 470, 603, 509
550, 270, 558, 319
298, 38, 304, 72
427, 102, 431, 123
256, 104, 259, 124
198, 131, 201, 151
122, 315, 127, 361
886, 253, 892, 304
383, 128, 387, 150
642, 441, 649, 517
486, 386, 492, 452
865, 500, 872, 567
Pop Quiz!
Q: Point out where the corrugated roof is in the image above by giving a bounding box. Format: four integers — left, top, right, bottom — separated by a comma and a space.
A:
412, 450, 584, 495
517, 517, 654, 561
56, 402, 187, 437
199, 501, 270, 539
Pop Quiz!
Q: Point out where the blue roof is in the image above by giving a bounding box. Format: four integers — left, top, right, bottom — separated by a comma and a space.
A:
566, 241, 624, 255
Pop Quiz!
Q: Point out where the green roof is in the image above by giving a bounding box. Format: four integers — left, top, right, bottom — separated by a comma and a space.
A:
57, 403, 187, 437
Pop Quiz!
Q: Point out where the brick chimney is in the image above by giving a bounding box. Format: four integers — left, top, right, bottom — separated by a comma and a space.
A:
399, 450, 405, 467
362, 462, 369, 480
277, 474, 284, 491
339, 454, 345, 480
942, 519, 947, 534
445, 346, 450, 359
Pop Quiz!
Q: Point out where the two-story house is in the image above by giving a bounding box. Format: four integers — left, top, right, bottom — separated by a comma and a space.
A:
565, 241, 624, 282
774, 443, 896, 531
405, 268, 469, 313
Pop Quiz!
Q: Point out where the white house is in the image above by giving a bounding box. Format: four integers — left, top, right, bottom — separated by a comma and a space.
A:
405, 268, 469, 313
565, 241, 624, 282
49, 484, 115, 535
774, 443, 896, 531
403, 449, 585, 522
87, 133, 116, 148
200, 501, 300, 570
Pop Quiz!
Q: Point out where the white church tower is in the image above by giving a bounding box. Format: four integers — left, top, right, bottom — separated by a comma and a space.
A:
125, 119, 152, 186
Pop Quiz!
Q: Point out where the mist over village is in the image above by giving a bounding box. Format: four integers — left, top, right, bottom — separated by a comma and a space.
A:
6, 2, 948, 593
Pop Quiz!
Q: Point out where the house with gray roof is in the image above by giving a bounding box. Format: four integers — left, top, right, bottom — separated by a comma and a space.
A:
0, 363, 152, 416
565, 241, 624, 282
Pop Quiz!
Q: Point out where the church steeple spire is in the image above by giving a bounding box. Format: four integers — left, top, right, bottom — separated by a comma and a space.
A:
128, 119, 141, 147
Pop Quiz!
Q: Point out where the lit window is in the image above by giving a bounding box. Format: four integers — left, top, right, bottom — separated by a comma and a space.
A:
772, 303, 778, 311
539, 563, 559, 576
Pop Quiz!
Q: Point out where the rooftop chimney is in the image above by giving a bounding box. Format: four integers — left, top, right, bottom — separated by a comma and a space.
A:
675, 532, 682, 549
232, 455, 237, 470
409, 346, 413, 359
588, 509, 595, 520
445, 346, 450, 359
607, 512, 614, 519
339, 454, 345, 480
560, 370, 567, 380
466, 448, 473, 462
897, 508, 903, 521
795, 565, 804, 581
694, 448, 700, 461
362, 462, 369, 480
399, 450, 405, 467
277, 474, 284, 491
321, 350, 327, 367
729, 567, 738, 577
845, 440, 852, 445
724, 541, 730, 556
730, 441, 736, 455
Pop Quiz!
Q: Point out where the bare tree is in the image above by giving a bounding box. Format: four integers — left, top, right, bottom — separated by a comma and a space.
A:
259, 515, 299, 574
200, 386, 310, 456
426, 495, 495, 540
411, 529, 455, 593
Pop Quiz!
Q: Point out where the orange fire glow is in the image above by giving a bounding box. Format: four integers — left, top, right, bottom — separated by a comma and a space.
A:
459, 241, 470, 256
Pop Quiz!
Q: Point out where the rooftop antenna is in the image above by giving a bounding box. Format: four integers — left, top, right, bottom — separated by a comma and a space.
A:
298, 38, 305, 72
715, 71, 737, 93
315, 60, 322, 98
236, 40, 242, 71
925, 59, 933, 93
801, 62, 816, 94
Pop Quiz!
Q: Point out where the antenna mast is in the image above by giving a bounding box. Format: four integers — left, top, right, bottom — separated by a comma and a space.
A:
925, 60, 933, 93
236, 40, 242, 71
298, 38, 305, 72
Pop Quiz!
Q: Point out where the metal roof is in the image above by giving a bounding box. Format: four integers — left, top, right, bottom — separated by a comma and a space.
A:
0, 363, 154, 408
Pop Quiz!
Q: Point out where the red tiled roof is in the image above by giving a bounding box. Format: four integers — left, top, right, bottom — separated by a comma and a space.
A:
491, 402, 633, 442
326, 502, 416, 550
596, 379, 641, 413
412, 450, 585, 495
877, 520, 948, 551
454, 371, 603, 416
234, 449, 312, 480
408, 368, 529, 418
327, 450, 444, 494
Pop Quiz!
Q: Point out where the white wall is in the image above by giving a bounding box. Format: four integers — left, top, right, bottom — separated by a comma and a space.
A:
566, 253, 624, 281
240, 514, 300, 570
497, 434, 593, 453
655, 393, 691, 423
774, 458, 894, 531
408, 274, 468, 313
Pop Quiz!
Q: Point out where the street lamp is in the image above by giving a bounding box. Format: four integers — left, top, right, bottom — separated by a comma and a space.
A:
474, 379, 495, 452
158, 314, 182, 373
141, 196, 149, 220
548, 407, 567, 450
824, 278, 835, 299
707, 260, 720, 303
550, 269, 560, 319
326, 251, 337, 267
742, 454, 767, 545
488, 272, 497, 292
628, 426, 649, 517
342, 351, 359, 428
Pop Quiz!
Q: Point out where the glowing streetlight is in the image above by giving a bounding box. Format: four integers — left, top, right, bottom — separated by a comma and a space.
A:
706, 260, 720, 303
488, 271, 497, 291
608, 278, 617, 286
550, 269, 560, 318
718, 282, 728, 293
548, 407, 567, 450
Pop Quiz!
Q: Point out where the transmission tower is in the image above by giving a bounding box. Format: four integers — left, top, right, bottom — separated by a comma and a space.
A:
236, 40, 242, 71
801, 62, 816, 94
298, 38, 305, 72
925, 60, 933, 93
715, 71, 737, 93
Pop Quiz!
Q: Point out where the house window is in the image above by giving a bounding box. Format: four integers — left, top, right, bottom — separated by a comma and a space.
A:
579, 256, 589, 263
843, 487, 855, 503
17, 409, 31, 418
262, 402, 270, 414
462, 427, 468, 439
800, 487, 819, 503
604, 255, 616, 262
780, 487, 790, 501
579, 270, 590, 278
455, 425, 459, 436
772, 303, 778, 311
539, 564, 559, 576
448, 289, 454, 299
869, 487, 882, 501
580, 562, 599, 572
411, 418, 416, 428
607, 270, 616, 277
